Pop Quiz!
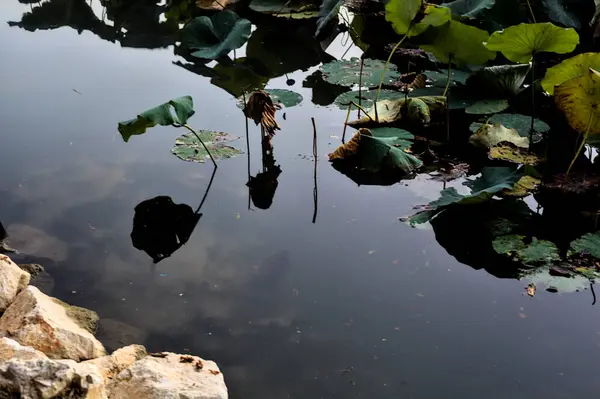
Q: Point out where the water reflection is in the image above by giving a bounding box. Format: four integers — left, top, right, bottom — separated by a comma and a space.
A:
131, 167, 216, 263
247, 136, 281, 210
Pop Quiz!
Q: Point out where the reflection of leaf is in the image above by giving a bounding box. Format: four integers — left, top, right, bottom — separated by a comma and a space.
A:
465, 99, 509, 114
469, 123, 529, 149
315, 0, 342, 36
211, 59, 269, 98
517, 239, 559, 265
555, 68, 600, 134
171, 131, 243, 162
320, 58, 400, 87
492, 234, 526, 254
181, 11, 251, 60
443, 0, 496, 18
542, 52, 600, 95
249, 0, 320, 18
570, 231, 600, 259
420, 20, 496, 66
117, 96, 195, 142
466, 64, 531, 97
131, 196, 201, 264
484, 22, 579, 63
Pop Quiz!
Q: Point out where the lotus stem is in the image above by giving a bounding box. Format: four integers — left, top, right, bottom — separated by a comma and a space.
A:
342, 102, 352, 143
375, 28, 410, 106
566, 110, 594, 176
358, 57, 364, 118
349, 101, 373, 119
525, 0, 536, 23
443, 61, 452, 97
312, 117, 318, 224
529, 56, 536, 149
182, 124, 217, 168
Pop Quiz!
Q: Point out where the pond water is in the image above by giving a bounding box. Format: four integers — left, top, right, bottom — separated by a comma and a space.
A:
2, 2, 600, 398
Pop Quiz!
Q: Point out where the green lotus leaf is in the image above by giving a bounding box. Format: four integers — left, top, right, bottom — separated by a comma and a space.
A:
182, 11, 251, 60
384, 0, 421, 35
171, 131, 243, 163
319, 58, 400, 87
542, 52, 600, 95
333, 90, 403, 109
249, 0, 320, 18
484, 22, 579, 63
465, 99, 509, 114
444, 0, 496, 18
570, 231, 600, 259
420, 20, 496, 66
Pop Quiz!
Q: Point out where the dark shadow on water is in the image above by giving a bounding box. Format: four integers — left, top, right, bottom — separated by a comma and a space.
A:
130, 166, 216, 263
247, 136, 281, 210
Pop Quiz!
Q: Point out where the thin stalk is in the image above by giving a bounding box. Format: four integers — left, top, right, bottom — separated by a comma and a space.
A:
342, 103, 352, 143
566, 111, 595, 176
443, 61, 452, 97
311, 117, 318, 224
243, 92, 251, 210
358, 57, 364, 119
181, 124, 217, 168
529, 56, 536, 147
375, 29, 411, 104
525, 0, 537, 22
194, 165, 217, 214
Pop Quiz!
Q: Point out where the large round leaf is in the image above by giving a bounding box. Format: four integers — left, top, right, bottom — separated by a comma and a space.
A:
182, 11, 251, 60
542, 0, 595, 30
319, 58, 400, 87
249, 0, 320, 18
465, 99, 509, 114
555, 68, 600, 134
385, 0, 421, 35
409, 5, 452, 37
420, 21, 496, 66
484, 22, 579, 63
333, 89, 403, 109
443, 0, 496, 18
171, 131, 243, 163
541, 52, 600, 95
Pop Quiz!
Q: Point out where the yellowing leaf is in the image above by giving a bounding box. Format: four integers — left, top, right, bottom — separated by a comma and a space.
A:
489, 145, 543, 165
469, 123, 529, 149
542, 52, 600, 95
555, 68, 600, 135
503, 175, 541, 197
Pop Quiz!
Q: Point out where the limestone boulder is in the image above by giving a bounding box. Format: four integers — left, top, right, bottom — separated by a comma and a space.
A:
0, 254, 30, 312
0, 286, 106, 361
108, 352, 228, 399
0, 338, 107, 399
85, 344, 147, 381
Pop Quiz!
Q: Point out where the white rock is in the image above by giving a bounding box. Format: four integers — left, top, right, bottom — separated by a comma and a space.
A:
85, 344, 147, 381
0, 254, 30, 312
0, 286, 106, 361
108, 352, 228, 399
0, 337, 107, 399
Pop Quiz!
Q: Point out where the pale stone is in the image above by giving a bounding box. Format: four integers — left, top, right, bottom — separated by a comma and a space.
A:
0, 286, 106, 361
85, 344, 147, 381
108, 352, 228, 399
0, 338, 107, 399
0, 254, 30, 312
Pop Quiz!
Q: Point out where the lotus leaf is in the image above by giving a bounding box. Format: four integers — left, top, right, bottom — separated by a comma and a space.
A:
542, 53, 600, 95
320, 58, 400, 87
466, 64, 531, 97
489, 146, 542, 165
465, 99, 509, 114
470, 113, 549, 143
316, 0, 342, 36
171, 131, 243, 163
384, 0, 421, 35
484, 22, 579, 63
570, 231, 600, 259
502, 175, 542, 196
542, 0, 594, 30
249, 0, 320, 18
347, 96, 447, 127
182, 11, 251, 60
555, 68, 600, 135
118, 96, 195, 142
443, 0, 496, 18
333, 90, 403, 109
420, 20, 496, 66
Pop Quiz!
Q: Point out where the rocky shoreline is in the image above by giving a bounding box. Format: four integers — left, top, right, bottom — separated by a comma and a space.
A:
0, 254, 228, 398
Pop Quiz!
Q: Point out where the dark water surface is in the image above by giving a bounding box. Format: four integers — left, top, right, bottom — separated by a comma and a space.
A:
2, 2, 600, 398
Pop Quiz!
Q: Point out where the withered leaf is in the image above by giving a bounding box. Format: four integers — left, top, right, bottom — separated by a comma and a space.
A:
243, 90, 281, 137
328, 128, 372, 160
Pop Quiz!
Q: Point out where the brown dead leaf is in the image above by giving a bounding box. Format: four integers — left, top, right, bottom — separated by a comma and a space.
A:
328, 128, 372, 160
526, 283, 536, 297
393, 72, 427, 92
243, 91, 281, 137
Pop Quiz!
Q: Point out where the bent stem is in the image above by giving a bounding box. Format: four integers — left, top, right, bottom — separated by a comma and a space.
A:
181, 124, 217, 168
311, 117, 318, 224
566, 111, 594, 176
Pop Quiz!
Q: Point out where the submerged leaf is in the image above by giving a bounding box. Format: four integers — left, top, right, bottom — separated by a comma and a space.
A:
555, 68, 600, 134
320, 58, 400, 87
171, 131, 243, 162
118, 96, 195, 142
182, 11, 251, 60
420, 20, 496, 66
484, 22, 579, 63
469, 123, 529, 149
542, 52, 600, 95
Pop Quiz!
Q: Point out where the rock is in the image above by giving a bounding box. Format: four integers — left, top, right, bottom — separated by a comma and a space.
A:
108, 352, 228, 399
0, 254, 30, 312
0, 337, 107, 399
0, 286, 106, 361
85, 345, 147, 381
